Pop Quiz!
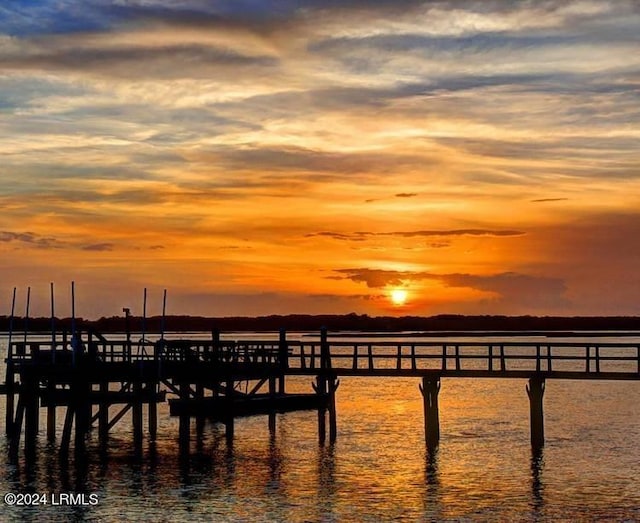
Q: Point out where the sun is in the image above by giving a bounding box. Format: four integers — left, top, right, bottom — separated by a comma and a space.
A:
390, 289, 408, 306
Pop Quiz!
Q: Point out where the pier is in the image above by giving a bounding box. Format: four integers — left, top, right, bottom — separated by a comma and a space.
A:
3, 328, 640, 458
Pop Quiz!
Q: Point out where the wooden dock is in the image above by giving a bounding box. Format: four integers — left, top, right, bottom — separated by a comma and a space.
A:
3, 328, 640, 459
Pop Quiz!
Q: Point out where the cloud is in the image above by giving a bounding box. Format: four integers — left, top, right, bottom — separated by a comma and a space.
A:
0, 40, 279, 79
0, 230, 120, 252
438, 272, 568, 308
333, 268, 570, 311
0, 231, 65, 249
307, 229, 525, 241
531, 198, 569, 203
333, 268, 415, 288
82, 243, 115, 252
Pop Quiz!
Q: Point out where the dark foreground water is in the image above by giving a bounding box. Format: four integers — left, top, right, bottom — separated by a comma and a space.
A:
1, 335, 640, 522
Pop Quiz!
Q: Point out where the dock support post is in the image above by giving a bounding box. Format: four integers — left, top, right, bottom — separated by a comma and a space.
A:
47, 405, 56, 442
268, 376, 277, 433
148, 382, 157, 440
419, 378, 441, 449
74, 379, 90, 453
24, 372, 40, 458
132, 381, 143, 448
328, 377, 339, 443
313, 376, 327, 444
195, 383, 205, 435
60, 406, 74, 457
527, 377, 545, 450
179, 381, 190, 448
99, 381, 109, 443
278, 328, 288, 394
47, 380, 56, 442
225, 379, 234, 441
5, 360, 15, 436
315, 327, 333, 444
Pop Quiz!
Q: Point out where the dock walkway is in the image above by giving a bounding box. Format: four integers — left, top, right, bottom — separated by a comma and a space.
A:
3, 329, 640, 458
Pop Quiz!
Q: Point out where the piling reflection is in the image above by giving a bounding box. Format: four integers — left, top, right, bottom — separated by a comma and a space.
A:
422, 446, 443, 520
530, 448, 545, 519
267, 431, 283, 491
317, 443, 337, 522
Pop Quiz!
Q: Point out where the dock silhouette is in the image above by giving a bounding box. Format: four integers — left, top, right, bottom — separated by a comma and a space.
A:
4, 326, 640, 460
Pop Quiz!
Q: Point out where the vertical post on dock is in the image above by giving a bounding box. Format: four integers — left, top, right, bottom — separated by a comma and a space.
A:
526, 377, 545, 450
60, 404, 74, 457
141, 288, 147, 348
5, 358, 15, 437
278, 328, 288, 394
318, 327, 331, 444
47, 381, 56, 442
24, 286, 31, 346
419, 377, 441, 449
269, 376, 277, 433
74, 378, 90, 453
225, 379, 234, 441
179, 381, 190, 448
24, 370, 39, 458
5, 287, 17, 436
328, 377, 339, 443
195, 382, 205, 435
71, 281, 79, 367
148, 381, 157, 440
320, 327, 330, 371
47, 283, 57, 441
314, 375, 327, 444
132, 380, 143, 448
99, 381, 109, 443
211, 328, 220, 364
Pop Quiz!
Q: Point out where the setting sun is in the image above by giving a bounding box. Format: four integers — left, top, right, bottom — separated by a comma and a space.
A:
390, 289, 408, 306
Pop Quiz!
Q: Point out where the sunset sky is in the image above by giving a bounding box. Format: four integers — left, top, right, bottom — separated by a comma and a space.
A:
1, 1, 639, 319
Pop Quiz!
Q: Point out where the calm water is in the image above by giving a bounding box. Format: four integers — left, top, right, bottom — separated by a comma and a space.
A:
1, 333, 640, 522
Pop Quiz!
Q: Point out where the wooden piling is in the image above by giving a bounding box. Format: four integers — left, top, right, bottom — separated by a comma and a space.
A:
269, 376, 277, 433
179, 381, 190, 446
133, 380, 143, 447
99, 381, 109, 443
314, 376, 327, 444
328, 377, 339, 443
278, 329, 288, 394
47, 383, 56, 442
24, 372, 39, 457
526, 377, 545, 450
318, 328, 332, 444
420, 378, 441, 449
74, 378, 90, 452
195, 382, 205, 434
5, 359, 15, 436
10, 396, 26, 457
148, 382, 158, 440
60, 406, 74, 456
6, 287, 16, 436
225, 379, 234, 440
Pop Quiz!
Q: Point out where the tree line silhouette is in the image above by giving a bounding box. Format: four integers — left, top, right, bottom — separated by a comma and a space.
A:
2, 313, 640, 334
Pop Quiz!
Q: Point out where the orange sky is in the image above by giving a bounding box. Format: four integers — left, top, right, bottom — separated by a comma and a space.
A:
1, 1, 640, 318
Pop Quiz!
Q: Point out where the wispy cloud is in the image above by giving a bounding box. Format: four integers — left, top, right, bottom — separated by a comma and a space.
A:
307, 229, 525, 241
0, 231, 65, 249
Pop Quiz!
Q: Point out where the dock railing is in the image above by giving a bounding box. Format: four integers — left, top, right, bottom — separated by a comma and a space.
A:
286, 340, 640, 376
6, 334, 640, 378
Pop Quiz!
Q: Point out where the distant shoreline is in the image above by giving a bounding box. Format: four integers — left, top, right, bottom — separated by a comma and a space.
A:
2, 313, 640, 334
